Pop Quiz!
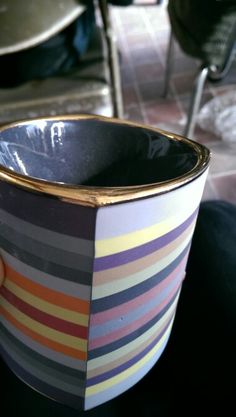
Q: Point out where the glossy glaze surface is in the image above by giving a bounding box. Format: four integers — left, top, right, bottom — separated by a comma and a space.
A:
0, 118, 198, 185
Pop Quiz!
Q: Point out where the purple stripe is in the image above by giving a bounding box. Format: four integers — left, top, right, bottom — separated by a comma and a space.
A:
0, 181, 97, 240
91, 243, 189, 314
0, 345, 84, 410
86, 315, 174, 386
94, 207, 198, 271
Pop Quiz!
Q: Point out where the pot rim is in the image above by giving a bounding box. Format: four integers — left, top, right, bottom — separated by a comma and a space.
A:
0, 114, 211, 207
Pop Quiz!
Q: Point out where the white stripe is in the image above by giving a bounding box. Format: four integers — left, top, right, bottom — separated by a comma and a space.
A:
95, 173, 207, 239
92, 235, 191, 299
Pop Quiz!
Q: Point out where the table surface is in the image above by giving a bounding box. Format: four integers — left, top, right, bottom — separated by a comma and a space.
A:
0, 0, 85, 55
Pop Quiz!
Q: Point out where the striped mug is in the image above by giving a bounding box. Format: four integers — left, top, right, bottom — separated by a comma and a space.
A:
0, 115, 210, 410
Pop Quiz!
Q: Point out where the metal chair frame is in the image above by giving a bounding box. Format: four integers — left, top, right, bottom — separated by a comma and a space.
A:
164, 29, 236, 138
0, 0, 124, 121
98, 0, 124, 118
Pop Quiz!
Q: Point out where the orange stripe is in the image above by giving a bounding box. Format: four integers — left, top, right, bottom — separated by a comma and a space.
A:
0, 305, 87, 361
5, 264, 89, 315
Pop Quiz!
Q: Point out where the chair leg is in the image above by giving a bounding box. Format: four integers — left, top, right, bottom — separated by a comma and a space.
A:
107, 29, 124, 118
184, 66, 209, 138
163, 29, 175, 98
98, 0, 124, 118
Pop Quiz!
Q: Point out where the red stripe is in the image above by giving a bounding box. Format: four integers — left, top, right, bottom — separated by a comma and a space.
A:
1, 286, 88, 339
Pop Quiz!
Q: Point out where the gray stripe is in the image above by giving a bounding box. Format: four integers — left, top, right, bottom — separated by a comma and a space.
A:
85, 333, 170, 409
0, 323, 86, 380
0, 239, 92, 285
0, 328, 85, 395
1, 250, 91, 300
0, 208, 94, 256
0, 224, 93, 272
90, 272, 182, 339
1, 317, 86, 371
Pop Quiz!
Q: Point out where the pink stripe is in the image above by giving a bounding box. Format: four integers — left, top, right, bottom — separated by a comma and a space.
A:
90, 254, 187, 326
89, 279, 182, 350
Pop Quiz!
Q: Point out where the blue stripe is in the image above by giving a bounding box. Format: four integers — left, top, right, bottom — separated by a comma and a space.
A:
91, 243, 190, 314
88, 289, 180, 359
87, 315, 174, 386
1, 346, 84, 410
90, 270, 183, 339
0, 323, 86, 380
85, 327, 171, 409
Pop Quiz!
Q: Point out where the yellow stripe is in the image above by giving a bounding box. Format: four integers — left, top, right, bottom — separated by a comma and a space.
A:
93, 234, 190, 299
86, 319, 173, 396
4, 279, 89, 327
96, 210, 196, 257
0, 296, 87, 351
87, 292, 179, 374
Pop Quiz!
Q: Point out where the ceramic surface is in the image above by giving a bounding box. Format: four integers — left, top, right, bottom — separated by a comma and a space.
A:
0, 115, 210, 410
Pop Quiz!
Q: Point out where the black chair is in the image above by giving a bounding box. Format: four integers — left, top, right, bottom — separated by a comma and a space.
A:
164, 0, 236, 138
0, 0, 124, 124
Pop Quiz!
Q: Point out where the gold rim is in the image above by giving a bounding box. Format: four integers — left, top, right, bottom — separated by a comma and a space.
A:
0, 114, 210, 207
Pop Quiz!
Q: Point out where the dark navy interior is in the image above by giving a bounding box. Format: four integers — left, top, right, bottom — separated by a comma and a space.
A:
0, 118, 198, 187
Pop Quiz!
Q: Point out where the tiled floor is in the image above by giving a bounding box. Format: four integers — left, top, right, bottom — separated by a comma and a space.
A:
111, 2, 236, 204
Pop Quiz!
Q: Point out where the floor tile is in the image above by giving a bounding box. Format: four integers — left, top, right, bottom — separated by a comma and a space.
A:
111, 2, 236, 195
138, 78, 166, 102
143, 98, 183, 125
129, 47, 161, 66
133, 62, 164, 83
122, 84, 139, 108
124, 105, 145, 123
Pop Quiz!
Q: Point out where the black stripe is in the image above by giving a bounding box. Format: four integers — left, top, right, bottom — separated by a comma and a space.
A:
0, 223, 94, 272
0, 324, 86, 381
88, 290, 179, 359
91, 244, 189, 313
0, 235, 93, 285
1, 347, 85, 410
0, 180, 97, 239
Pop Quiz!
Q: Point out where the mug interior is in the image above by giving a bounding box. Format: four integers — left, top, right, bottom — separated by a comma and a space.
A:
0, 118, 199, 187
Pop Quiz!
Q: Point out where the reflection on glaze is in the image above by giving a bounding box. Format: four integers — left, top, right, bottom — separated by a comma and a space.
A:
0, 119, 198, 186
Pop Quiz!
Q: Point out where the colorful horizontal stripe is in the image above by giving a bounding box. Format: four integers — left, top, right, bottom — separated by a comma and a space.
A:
0, 180, 97, 238
0, 208, 94, 256
0, 326, 85, 391
0, 235, 92, 284
0, 181, 96, 410
1, 346, 84, 410
91, 244, 190, 315
0, 172, 207, 410
93, 221, 193, 286
87, 293, 179, 375
0, 304, 87, 360
1, 317, 87, 371
85, 174, 209, 408
94, 209, 196, 272
1, 286, 88, 339
2, 249, 90, 299
92, 232, 192, 300
95, 208, 197, 259
3, 278, 88, 326
0, 297, 87, 350
4, 263, 90, 314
